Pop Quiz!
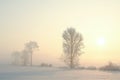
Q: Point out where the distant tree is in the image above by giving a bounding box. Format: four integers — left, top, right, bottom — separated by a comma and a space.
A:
40, 63, 53, 67
12, 51, 20, 65
21, 49, 30, 66
25, 41, 39, 66
99, 61, 120, 71
62, 27, 84, 68
11, 41, 39, 66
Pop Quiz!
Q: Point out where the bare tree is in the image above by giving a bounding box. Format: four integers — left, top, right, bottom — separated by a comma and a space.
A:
11, 41, 39, 66
12, 51, 20, 65
21, 49, 30, 66
62, 27, 84, 68
25, 41, 39, 66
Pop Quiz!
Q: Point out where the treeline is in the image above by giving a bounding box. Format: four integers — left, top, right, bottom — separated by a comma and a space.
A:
11, 41, 39, 66
11, 27, 84, 68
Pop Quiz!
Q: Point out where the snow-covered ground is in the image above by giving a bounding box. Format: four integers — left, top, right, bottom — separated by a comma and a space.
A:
0, 64, 120, 80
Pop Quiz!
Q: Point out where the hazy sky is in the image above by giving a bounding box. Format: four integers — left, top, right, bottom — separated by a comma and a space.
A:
0, 0, 120, 66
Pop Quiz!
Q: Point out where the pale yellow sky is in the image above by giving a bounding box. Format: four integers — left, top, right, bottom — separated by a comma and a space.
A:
0, 0, 120, 66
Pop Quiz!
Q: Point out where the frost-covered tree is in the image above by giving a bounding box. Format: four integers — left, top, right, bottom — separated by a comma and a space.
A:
11, 41, 39, 66
62, 28, 84, 68
12, 51, 21, 65
24, 41, 39, 66
21, 49, 30, 66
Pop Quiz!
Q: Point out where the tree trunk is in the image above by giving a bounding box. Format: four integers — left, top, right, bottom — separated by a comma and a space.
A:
70, 35, 74, 68
31, 53, 32, 66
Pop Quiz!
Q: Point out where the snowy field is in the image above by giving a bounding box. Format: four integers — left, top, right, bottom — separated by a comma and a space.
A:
0, 65, 120, 80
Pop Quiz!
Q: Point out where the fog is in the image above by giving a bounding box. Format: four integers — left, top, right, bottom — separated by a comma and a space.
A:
1, 0, 120, 67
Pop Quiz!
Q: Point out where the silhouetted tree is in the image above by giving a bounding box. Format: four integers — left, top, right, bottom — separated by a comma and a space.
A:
25, 41, 39, 66
62, 27, 84, 68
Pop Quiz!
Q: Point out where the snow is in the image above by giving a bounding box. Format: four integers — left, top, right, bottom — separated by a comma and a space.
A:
0, 64, 120, 80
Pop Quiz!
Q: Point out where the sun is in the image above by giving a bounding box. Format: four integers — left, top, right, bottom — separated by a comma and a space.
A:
96, 37, 105, 46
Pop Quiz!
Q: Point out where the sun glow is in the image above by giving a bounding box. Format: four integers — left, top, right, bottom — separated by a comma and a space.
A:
96, 37, 105, 46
